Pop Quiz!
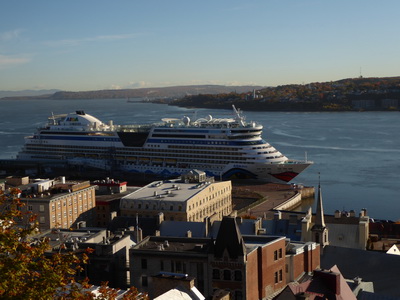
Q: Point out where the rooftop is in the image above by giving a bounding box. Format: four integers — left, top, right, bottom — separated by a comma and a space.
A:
133, 236, 211, 254
122, 179, 216, 204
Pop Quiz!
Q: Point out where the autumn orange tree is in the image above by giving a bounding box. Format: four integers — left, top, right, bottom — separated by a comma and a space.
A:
0, 188, 146, 299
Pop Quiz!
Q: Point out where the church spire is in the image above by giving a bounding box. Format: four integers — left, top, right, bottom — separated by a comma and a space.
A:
312, 173, 329, 248
314, 173, 325, 228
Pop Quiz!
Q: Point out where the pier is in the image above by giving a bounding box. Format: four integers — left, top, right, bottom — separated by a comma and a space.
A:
233, 183, 315, 219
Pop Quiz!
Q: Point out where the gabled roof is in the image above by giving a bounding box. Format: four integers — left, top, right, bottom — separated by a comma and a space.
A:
214, 217, 246, 259
276, 265, 356, 300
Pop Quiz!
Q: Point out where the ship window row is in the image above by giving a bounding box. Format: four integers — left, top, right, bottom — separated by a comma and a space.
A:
153, 128, 209, 133
27, 143, 248, 155
266, 155, 285, 159
151, 134, 207, 139
228, 134, 261, 140
40, 131, 115, 136
149, 139, 266, 146
230, 128, 261, 133
258, 150, 278, 154
24, 149, 248, 162
168, 145, 239, 152
25, 146, 245, 158
253, 145, 272, 149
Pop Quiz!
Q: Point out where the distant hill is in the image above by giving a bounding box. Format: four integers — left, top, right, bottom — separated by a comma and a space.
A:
0, 89, 60, 98
171, 76, 400, 111
0, 85, 263, 100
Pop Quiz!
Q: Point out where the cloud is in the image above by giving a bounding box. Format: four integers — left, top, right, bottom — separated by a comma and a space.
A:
0, 29, 24, 41
128, 81, 152, 88
0, 54, 30, 68
44, 33, 141, 47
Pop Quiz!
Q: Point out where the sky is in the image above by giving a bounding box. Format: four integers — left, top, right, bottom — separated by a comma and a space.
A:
1, 0, 400, 92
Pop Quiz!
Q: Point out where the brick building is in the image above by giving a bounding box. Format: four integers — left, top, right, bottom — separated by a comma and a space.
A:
130, 217, 320, 299
92, 178, 132, 227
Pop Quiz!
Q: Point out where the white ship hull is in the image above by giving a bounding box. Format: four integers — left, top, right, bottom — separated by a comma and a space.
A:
17, 107, 312, 182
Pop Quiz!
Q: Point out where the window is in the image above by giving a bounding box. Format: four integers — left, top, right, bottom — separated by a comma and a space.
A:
212, 269, 220, 279
28, 205, 33, 211
40, 216, 45, 224
235, 291, 243, 300
141, 276, 148, 287
234, 270, 242, 281
279, 248, 282, 259
176, 261, 182, 272
141, 259, 147, 269
223, 270, 231, 280
279, 269, 283, 282
39, 205, 45, 212
274, 271, 278, 284
274, 250, 278, 260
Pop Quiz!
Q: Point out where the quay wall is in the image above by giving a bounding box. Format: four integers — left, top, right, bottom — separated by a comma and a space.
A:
273, 192, 302, 211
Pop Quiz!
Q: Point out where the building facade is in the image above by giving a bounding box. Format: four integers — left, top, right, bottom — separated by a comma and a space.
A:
129, 217, 320, 299
120, 172, 232, 222
5, 177, 96, 231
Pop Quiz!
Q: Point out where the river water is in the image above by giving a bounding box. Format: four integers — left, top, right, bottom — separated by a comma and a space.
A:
1, 98, 399, 221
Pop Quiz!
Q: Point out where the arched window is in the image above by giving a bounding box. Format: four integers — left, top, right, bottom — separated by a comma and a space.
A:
223, 270, 231, 280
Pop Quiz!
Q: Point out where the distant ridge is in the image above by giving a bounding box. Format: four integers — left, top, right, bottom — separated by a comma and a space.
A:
0, 85, 263, 100
0, 89, 60, 98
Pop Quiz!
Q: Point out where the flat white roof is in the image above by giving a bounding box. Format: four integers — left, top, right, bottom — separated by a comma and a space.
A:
122, 179, 213, 203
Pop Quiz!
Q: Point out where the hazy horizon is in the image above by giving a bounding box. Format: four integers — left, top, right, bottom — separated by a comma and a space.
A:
1, 1, 400, 91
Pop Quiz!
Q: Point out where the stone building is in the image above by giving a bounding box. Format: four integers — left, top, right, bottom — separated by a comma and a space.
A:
120, 171, 232, 222
301, 184, 369, 250
37, 228, 133, 288
4, 176, 96, 231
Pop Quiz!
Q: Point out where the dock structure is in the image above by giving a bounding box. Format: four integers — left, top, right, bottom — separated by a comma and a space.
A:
233, 183, 315, 219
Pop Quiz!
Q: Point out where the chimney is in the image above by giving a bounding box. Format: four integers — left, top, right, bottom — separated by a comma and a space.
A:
157, 212, 164, 226
334, 210, 341, 219
359, 208, 368, 217
274, 211, 282, 220
204, 217, 210, 237
349, 210, 355, 217
136, 227, 143, 242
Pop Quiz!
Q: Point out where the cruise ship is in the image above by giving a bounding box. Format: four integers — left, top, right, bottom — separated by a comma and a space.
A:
17, 106, 312, 182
